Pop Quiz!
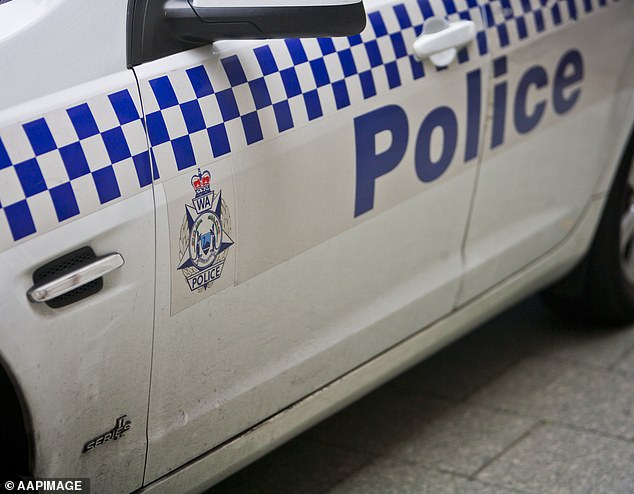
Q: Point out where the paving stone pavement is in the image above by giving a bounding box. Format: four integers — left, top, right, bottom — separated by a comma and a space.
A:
208, 297, 634, 494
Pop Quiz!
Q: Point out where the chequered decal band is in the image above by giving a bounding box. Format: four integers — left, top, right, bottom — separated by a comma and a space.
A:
0, 88, 151, 249
0, 0, 620, 250
483, 0, 617, 49
142, 0, 617, 182
143, 0, 485, 180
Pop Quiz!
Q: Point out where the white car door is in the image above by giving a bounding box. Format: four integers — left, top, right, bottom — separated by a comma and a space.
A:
134, 0, 490, 481
0, 1, 154, 492
459, 0, 634, 304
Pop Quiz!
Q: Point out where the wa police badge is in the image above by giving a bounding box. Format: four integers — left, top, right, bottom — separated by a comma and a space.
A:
177, 169, 234, 292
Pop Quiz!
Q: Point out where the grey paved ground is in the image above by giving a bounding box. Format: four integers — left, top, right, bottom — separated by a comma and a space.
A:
208, 297, 634, 494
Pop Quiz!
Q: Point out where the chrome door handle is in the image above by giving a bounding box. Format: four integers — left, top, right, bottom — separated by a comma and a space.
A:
27, 253, 125, 303
413, 18, 476, 67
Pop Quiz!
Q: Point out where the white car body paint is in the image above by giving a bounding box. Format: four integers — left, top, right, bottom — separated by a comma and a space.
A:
140, 193, 607, 494
0, 0, 129, 110
0, 0, 632, 492
0, 191, 155, 492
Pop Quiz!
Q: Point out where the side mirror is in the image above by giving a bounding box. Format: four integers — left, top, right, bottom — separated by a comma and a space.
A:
128, 0, 367, 67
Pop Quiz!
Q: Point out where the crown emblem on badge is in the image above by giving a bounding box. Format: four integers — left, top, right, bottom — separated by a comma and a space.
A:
191, 169, 212, 197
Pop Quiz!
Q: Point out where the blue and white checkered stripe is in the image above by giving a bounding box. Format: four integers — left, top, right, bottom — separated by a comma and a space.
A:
0, 88, 151, 249
141, 0, 618, 184
0, 0, 621, 251
142, 0, 485, 182
483, 0, 620, 51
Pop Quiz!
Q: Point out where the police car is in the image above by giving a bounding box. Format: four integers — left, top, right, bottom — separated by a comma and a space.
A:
1, 0, 633, 492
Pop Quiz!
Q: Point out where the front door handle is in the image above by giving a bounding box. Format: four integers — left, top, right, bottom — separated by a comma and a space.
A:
27, 253, 125, 303
413, 18, 476, 67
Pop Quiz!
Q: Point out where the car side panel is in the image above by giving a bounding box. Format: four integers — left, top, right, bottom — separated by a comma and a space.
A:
136, 0, 489, 482
0, 73, 154, 493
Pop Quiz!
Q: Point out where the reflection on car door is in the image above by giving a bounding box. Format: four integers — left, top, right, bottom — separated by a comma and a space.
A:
135, 0, 489, 481
459, 0, 634, 304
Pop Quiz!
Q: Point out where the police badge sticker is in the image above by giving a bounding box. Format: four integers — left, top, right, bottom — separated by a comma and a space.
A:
177, 169, 234, 294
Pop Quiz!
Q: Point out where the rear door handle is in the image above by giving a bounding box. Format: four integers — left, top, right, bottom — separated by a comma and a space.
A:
413, 18, 476, 67
27, 253, 125, 303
